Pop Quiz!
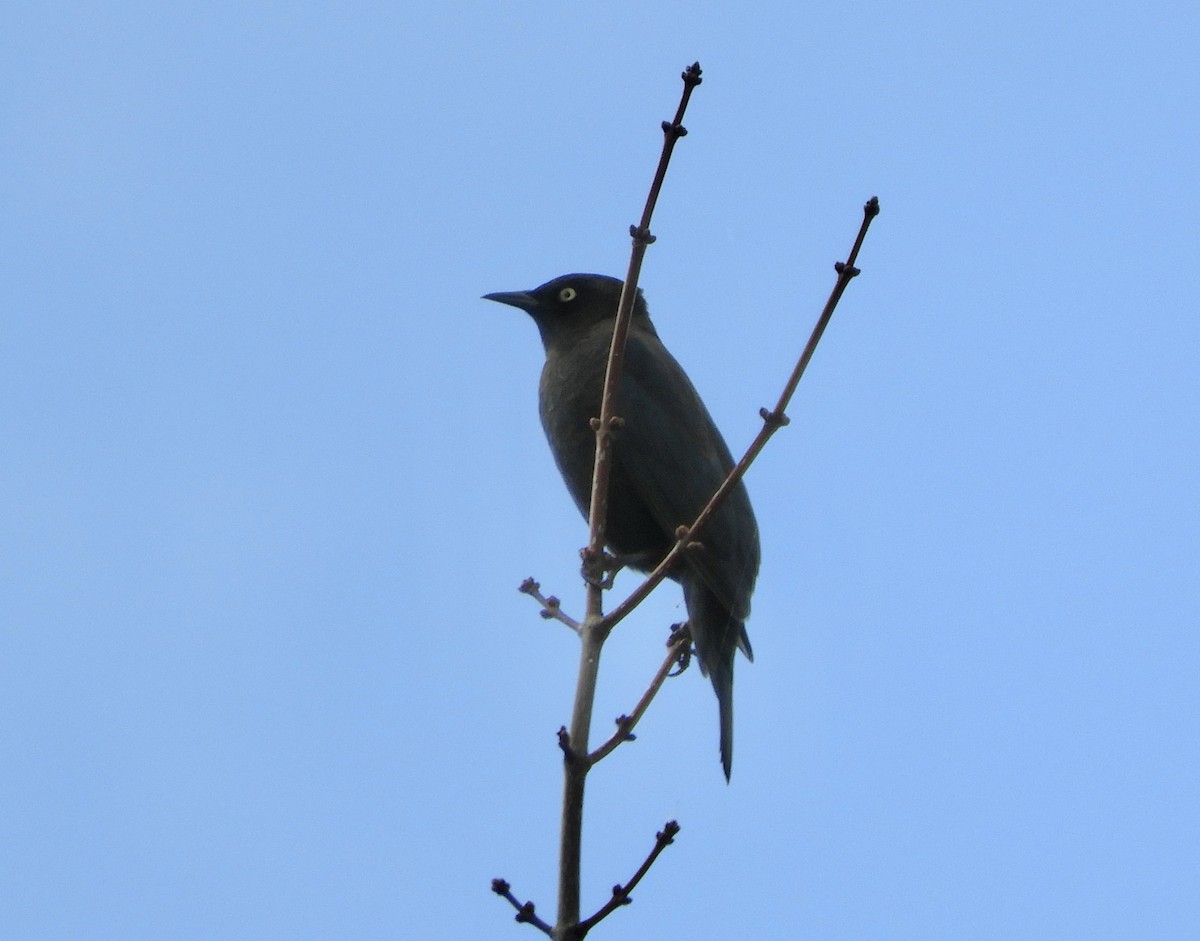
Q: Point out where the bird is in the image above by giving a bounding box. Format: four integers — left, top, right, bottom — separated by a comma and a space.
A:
483, 273, 760, 779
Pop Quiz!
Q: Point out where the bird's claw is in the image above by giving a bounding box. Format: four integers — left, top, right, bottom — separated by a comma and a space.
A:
580, 548, 627, 590
666, 622, 693, 676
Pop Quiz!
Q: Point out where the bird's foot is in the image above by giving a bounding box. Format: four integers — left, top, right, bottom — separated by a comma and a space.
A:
579, 547, 630, 590
666, 622, 693, 676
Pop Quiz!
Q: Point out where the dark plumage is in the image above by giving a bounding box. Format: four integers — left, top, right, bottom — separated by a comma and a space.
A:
484, 273, 760, 779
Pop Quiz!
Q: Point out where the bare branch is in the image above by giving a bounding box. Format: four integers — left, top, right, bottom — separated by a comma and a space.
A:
602, 195, 882, 633
587, 629, 692, 766
519, 577, 582, 633
555, 63, 704, 937
582, 60, 704, 621
571, 822, 682, 939
491, 879, 553, 936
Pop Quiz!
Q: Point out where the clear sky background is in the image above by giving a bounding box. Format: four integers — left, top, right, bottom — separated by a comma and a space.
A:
3, 3, 1197, 939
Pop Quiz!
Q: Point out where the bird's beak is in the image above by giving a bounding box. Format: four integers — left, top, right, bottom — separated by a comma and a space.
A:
482, 290, 538, 313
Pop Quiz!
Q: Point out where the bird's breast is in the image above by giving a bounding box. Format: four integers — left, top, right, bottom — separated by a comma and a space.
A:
538, 350, 605, 516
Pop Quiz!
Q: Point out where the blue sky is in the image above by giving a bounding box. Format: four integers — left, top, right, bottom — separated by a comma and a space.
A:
3, 3, 1197, 939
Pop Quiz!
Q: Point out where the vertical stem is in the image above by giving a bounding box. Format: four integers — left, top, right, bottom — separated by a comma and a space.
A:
582, 62, 703, 623
556, 619, 607, 935
554, 63, 703, 941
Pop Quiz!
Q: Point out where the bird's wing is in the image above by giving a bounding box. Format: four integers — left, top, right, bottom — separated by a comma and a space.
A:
617, 331, 760, 617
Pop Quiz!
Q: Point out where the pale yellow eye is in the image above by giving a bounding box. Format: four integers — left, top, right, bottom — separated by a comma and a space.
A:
558, 287, 577, 302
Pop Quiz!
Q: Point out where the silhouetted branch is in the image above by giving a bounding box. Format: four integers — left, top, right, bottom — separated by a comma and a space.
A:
581, 60, 704, 616
571, 822, 681, 939
491, 879, 553, 936
519, 577, 582, 633
587, 629, 691, 766
555, 63, 703, 937
603, 196, 881, 633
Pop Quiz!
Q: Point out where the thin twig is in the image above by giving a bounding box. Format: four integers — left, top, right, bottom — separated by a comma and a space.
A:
555, 63, 703, 938
572, 822, 682, 939
519, 577, 582, 633
582, 61, 704, 618
587, 631, 691, 766
602, 196, 881, 633
491, 879, 553, 936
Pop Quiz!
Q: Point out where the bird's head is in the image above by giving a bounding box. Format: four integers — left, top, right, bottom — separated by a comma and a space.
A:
483, 273, 652, 351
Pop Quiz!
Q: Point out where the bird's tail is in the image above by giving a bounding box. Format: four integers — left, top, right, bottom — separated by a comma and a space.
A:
710, 654, 736, 782
683, 579, 750, 781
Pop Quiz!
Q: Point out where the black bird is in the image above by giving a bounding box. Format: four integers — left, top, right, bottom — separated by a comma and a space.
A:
484, 274, 760, 779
